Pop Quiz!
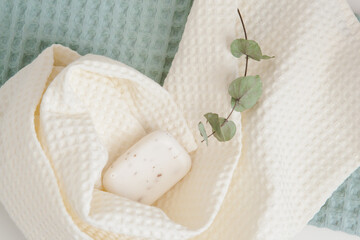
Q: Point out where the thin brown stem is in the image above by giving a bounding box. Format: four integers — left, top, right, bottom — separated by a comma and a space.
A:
203, 131, 215, 141
222, 103, 236, 126
237, 8, 248, 40
201, 9, 249, 142
238, 8, 249, 76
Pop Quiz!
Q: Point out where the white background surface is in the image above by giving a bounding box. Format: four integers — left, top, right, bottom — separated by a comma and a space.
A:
1, 0, 359, 239
348, 0, 360, 14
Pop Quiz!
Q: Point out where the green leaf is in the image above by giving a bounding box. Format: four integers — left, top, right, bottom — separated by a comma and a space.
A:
261, 55, 274, 59
228, 75, 262, 112
230, 39, 273, 61
204, 113, 236, 142
230, 39, 244, 58
231, 98, 246, 112
198, 122, 208, 145
214, 118, 236, 142
204, 113, 221, 133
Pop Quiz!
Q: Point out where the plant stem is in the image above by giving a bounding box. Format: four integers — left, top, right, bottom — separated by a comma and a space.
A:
237, 8, 247, 40
201, 8, 248, 142
223, 102, 236, 125
237, 8, 249, 77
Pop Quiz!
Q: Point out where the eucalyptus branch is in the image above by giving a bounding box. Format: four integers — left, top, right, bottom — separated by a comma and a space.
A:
198, 8, 274, 145
203, 104, 236, 141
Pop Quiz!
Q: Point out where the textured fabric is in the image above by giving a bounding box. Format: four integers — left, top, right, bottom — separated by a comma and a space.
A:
308, 11, 360, 235
0, 44, 242, 239
0, 0, 360, 239
0, 0, 193, 86
310, 169, 360, 235
164, 0, 360, 239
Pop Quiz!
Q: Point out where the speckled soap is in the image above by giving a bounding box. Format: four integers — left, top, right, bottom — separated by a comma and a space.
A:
103, 131, 192, 205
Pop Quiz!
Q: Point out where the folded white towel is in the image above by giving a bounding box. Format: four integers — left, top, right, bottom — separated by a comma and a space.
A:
164, 0, 360, 239
0, 0, 359, 240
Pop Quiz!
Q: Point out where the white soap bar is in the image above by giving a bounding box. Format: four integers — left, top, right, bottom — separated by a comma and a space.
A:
103, 130, 192, 205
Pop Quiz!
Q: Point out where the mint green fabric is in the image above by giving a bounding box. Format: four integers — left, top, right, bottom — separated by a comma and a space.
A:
1, 0, 360, 237
0, 0, 193, 86
310, 168, 360, 235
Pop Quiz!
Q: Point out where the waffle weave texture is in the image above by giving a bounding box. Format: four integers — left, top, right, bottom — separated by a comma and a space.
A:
164, 0, 360, 239
296, 12, 360, 236
0, 0, 193, 86
0, 0, 360, 239
0, 44, 242, 239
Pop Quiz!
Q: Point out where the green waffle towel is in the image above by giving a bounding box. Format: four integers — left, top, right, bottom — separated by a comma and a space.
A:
0, 0, 193, 86
0, 0, 359, 237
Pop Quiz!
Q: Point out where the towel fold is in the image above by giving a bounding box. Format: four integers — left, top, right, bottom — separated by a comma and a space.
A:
0, 44, 241, 240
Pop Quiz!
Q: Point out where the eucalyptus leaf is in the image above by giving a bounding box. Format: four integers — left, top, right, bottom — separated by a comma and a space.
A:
261, 55, 274, 59
198, 121, 208, 145
231, 98, 245, 112
230, 39, 244, 58
230, 38, 273, 61
214, 118, 236, 142
228, 75, 262, 112
204, 113, 221, 133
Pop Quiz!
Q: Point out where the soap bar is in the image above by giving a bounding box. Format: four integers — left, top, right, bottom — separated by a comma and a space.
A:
103, 130, 192, 205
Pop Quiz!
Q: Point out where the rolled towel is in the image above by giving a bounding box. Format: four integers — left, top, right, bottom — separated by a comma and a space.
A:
0, 44, 241, 240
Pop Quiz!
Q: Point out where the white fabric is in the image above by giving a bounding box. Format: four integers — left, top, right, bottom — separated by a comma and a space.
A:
0, 0, 359, 240
165, 0, 360, 239
0, 44, 241, 240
